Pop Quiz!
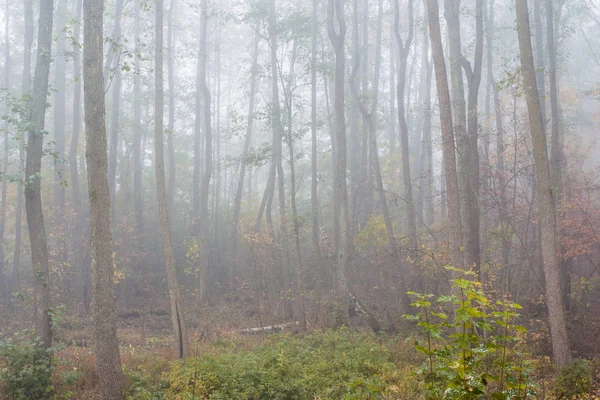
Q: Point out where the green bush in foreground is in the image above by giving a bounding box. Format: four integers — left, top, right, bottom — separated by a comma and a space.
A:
405, 267, 535, 400
166, 328, 416, 399
0, 330, 55, 400
553, 358, 593, 398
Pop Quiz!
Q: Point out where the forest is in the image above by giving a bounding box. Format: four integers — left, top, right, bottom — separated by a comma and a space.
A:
1, 0, 600, 398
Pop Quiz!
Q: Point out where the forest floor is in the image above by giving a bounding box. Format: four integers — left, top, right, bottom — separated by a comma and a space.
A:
3, 297, 600, 399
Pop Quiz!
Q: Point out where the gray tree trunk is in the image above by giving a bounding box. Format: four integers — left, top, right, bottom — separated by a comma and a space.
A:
427, 0, 464, 269
515, 0, 571, 368
327, 0, 350, 307
133, 0, 144, 235
26, 0, 54, 349
12, 0, 34, 290
154, 0, 189, 359
108, 0, 123, 229
83, 0, 124, 397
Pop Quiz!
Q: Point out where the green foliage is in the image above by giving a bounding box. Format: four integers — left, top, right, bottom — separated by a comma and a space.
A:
553, 359, 593, 398
166, 329, 413, 399
0, 330, 55, 400
405, 267, 535, 399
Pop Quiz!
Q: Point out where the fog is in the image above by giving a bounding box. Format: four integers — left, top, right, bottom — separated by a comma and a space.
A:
1, 0, 600, 397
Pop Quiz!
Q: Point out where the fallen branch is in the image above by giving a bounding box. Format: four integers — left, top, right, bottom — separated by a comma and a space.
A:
240, 321, 299, 334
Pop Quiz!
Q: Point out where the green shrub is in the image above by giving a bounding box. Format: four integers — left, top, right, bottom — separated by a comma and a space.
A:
166, 329, 414, 399
553, 359, 593, 398
0, 330, 55, 400
405, 266, 535, 399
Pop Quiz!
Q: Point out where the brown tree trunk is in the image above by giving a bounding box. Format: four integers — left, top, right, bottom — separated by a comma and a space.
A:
26, 0, 54, 349
515, 0, 571, 368
427, 0, 464, 269
83, 0, 124, 397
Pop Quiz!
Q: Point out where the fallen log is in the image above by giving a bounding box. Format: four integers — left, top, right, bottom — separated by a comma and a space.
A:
240, 321, 299, 334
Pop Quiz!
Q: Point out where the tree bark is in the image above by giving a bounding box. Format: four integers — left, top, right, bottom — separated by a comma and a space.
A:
427, 0, 464, 269
327, 0, 350, 306
514, 0, 571, 368
232, 31, 259, 266
167, 0, 176, 212
533, 0, 547, 122
0, 0, 9, 303
108, 0, 123, 229
26, 0, 54, 349
83, 0, 124, 397
395, 0, 418, 251
12, 0, 34, 290
154, 0, 189, 359
444, 0, 478, 271
198, 0, 212, 304
133, 0, 144, 235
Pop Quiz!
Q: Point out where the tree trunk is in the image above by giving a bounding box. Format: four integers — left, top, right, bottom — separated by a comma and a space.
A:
167, 0, 176, 212
133, 0, 144, 235
327, 0, 350, 308
108, 0, 123, 229
232, 31, 259, 267
427, 0, 464, 269
154, 0, 189, 359
0, 0, 9, 303
26, 0, 54, 349
311, 0, 324, 320
198, 0, 212, 304
533, 0, 547, 122
444, 0, 478, 271
53, 0, 67, 215
83, 0, 125, 397
395, 0, 417, 251
514, 0, 571, 368
71, 0, 86, 315
13, 0, 34, 290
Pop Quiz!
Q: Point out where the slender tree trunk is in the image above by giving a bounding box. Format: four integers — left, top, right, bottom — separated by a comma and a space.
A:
83, 1, 124, 396
464, 0, 484, 277
71, 0, 86, 315
26, 0, 54, 349
232, 32, 259, 266
13, 0, 34, 290
445, 0, 477, 271
154, 0, 189, 359
515, 0, 571, 368
310, 0, 323, 320
328, 0, 350, 308
533, 0, 547, 122
54, 0, 67, 215
486, 0, 509, 270
427, 0, 464, 269
198, 0, 212, 304
0, 0, 9, 303
395, 0, 417, 251
108, 0, 123, 229
167, 0, 176, 212
133, 0, 144, 235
